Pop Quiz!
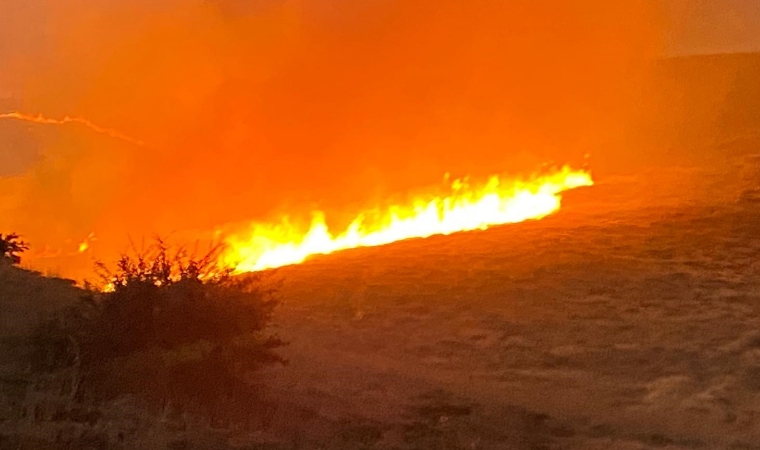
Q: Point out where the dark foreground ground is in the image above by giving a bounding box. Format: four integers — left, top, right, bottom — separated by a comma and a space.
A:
2, 155, 760, 449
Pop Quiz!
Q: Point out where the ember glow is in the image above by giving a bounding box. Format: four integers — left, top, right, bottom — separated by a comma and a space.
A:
222, 166, 593, 273
0, 111, 144, 146
78, 233, 97, 253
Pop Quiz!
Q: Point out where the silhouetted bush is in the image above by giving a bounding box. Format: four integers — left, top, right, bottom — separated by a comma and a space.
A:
32, 240, 285, 418
0, 233, 29, 265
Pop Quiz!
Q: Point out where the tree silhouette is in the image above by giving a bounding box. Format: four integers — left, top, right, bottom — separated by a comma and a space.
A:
0, 233, 29, 265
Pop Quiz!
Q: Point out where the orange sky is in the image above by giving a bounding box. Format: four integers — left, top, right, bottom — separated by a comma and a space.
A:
0, 0, 663, 277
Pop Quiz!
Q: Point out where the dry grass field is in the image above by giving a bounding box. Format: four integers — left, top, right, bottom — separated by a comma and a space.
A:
227, 158, 760, 449
3, 159, 760, 449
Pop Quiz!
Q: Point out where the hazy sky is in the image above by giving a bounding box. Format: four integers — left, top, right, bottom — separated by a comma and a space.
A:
666, 0, 760, 55
1, 0, 759, 62
1, 0, 759, 175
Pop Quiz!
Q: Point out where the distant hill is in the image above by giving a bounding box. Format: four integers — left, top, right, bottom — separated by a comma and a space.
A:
596, 53, 760, 173
654, 53, 759, 139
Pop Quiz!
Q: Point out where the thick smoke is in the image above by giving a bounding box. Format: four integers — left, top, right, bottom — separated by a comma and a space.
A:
0, 0, 662, 278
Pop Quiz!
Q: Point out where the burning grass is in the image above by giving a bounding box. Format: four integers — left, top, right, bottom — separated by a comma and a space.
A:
222, 165, 593, 272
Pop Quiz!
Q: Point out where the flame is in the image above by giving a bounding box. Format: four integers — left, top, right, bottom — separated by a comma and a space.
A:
78, 233, 97, 253
222, 165, 593, 273
0, 111, 144, 146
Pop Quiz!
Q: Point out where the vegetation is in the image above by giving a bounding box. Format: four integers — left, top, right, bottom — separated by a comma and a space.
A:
0, 232, 28, 265
30, 240, 285, 420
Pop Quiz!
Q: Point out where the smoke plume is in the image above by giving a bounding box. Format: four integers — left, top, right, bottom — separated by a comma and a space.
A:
0, 0, 662, 278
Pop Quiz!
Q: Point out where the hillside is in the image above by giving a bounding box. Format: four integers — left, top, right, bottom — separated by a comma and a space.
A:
0, 264, 81, 339
257, 160, 760, 449
1, 53, 760, 448
596, 53, 760, 174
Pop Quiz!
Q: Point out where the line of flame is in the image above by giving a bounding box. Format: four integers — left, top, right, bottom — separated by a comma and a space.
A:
221, 165, 593, 273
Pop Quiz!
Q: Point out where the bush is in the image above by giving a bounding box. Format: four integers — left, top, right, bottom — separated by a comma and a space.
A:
32, 240, 285, 417
0, 233, 29, 265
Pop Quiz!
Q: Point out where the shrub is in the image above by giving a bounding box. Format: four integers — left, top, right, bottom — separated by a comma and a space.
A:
0, 233, 29, 265
32, 240, 285, 417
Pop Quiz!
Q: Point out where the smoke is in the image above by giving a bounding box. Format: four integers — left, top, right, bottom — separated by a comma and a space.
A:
0, 0, 662, 278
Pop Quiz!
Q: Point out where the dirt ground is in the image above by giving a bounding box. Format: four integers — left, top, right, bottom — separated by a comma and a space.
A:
241, 158, 760, 449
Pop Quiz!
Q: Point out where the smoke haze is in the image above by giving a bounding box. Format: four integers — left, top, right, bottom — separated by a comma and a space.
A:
0, 0, 663, 277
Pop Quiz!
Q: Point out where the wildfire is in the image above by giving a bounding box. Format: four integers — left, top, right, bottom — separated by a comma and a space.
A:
0, 111, 144, 146
78, 233, 97, 253
222, 165, 593, 273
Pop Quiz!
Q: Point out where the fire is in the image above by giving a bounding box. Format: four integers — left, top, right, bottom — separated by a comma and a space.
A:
78, 233, 97, 253
222, 165, 593, 273
0, 111, 144, 146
